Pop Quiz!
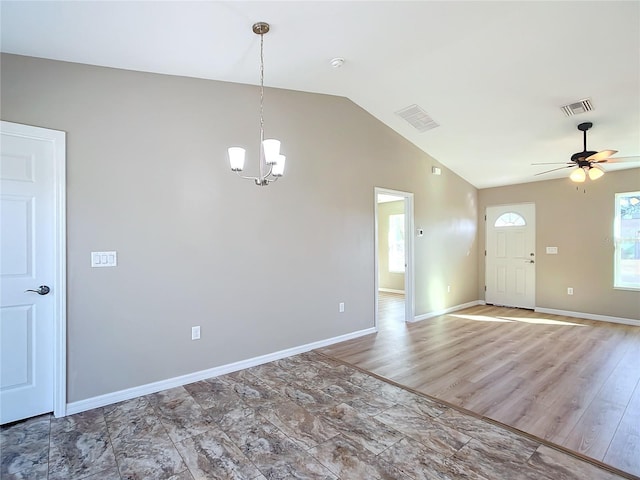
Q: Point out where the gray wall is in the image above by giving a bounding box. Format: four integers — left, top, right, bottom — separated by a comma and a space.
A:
1, 54, 479, 402
378, 200, 405, 291
478, 170, 640, 320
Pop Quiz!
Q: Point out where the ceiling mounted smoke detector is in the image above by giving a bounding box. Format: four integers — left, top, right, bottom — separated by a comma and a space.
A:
330, 58, 345, 68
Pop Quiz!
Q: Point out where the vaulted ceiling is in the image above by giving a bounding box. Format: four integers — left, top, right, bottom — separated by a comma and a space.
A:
2, 1, 638, 188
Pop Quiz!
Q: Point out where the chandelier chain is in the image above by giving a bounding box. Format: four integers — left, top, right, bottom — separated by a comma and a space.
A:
259, 32, 265, 144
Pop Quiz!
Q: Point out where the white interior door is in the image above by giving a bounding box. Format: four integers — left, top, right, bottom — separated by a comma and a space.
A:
485, 203, 536, 309
1, 121, 65, 424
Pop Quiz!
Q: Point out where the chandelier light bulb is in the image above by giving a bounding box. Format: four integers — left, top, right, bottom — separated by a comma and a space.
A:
228, 147, 246, 172
262, 139, 281, 164
272, 155, 286, 177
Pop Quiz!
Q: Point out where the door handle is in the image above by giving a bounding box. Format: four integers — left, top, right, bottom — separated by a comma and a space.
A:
25, 285, 50, 295
526, 260, 535, 264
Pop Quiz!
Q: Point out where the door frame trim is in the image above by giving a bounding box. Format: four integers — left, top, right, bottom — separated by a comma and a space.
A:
2, 121, 67, 418
52, 125, 67, 418
374, 187, 415, 326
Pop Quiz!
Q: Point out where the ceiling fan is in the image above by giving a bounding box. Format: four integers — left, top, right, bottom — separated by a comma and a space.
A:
533, 122, 637, 182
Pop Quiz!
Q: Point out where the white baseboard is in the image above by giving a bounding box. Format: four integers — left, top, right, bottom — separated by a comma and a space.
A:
535, 308, 640, 327
411, 300, 482, 323
378, 288, 405, 294
65, 326, 376, 416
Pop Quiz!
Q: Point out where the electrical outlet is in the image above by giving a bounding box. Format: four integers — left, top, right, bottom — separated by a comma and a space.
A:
339, 302, 345, 313
191, 326, 201, 340
567, 287, 574, 295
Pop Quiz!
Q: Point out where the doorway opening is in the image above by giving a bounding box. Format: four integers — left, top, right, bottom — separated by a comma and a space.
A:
374, 188, 414, 330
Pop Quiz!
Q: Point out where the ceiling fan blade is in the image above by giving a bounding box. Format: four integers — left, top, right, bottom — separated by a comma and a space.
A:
534, 165, 575, 176
531, 162, 574, 165
598, 155, 640, 164
586, 149, 618, 162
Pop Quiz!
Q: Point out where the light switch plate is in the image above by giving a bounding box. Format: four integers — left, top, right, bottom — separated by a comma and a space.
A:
546, 247, 558, 254
91, 251, 117, 267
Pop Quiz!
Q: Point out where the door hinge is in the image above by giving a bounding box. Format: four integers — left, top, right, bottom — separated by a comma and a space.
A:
484, 215, 487, 221
484, 250, 486, 256
484, 285, 487, 291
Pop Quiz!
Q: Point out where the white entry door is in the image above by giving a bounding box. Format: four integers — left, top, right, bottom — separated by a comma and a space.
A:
1, 121, 65, 424
485, 203, 536, 309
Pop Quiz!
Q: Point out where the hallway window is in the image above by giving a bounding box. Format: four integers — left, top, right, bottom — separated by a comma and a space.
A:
389, 214, 405, 272
615, 191, 640, 290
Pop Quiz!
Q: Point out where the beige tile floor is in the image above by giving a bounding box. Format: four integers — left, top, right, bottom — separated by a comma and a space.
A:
1, 351, 633, 480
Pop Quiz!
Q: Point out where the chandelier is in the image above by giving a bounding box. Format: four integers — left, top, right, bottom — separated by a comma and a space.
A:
228, 22, 286, 186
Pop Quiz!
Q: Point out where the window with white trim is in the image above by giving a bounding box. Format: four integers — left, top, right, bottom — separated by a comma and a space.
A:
614, 191, 640, 290
388, 214, 405, 273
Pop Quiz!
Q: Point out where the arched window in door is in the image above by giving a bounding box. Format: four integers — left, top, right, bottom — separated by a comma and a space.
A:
494, 212, 526, 227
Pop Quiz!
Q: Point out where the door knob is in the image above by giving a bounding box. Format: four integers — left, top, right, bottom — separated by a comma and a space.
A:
25, 285, 50, 295
527, 260, 535, 264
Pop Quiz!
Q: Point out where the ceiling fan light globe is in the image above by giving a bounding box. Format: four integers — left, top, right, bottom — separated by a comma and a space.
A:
570, 167, 587, 183
588, 166, 605, 180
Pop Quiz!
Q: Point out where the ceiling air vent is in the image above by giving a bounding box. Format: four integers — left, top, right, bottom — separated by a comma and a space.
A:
396, 104, 439, 132
560, 98, 594, 117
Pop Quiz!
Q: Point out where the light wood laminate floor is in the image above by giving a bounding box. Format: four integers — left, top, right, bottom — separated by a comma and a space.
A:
318, 292, 640, 478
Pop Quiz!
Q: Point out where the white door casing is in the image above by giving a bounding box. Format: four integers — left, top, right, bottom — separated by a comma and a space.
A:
0, 121, 66, 424
485, 203, 536, 309
374, 187, 415, 326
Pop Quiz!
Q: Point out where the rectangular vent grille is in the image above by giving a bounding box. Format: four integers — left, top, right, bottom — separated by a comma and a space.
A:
561, 98, 594, 117
396, 104, 439, 132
